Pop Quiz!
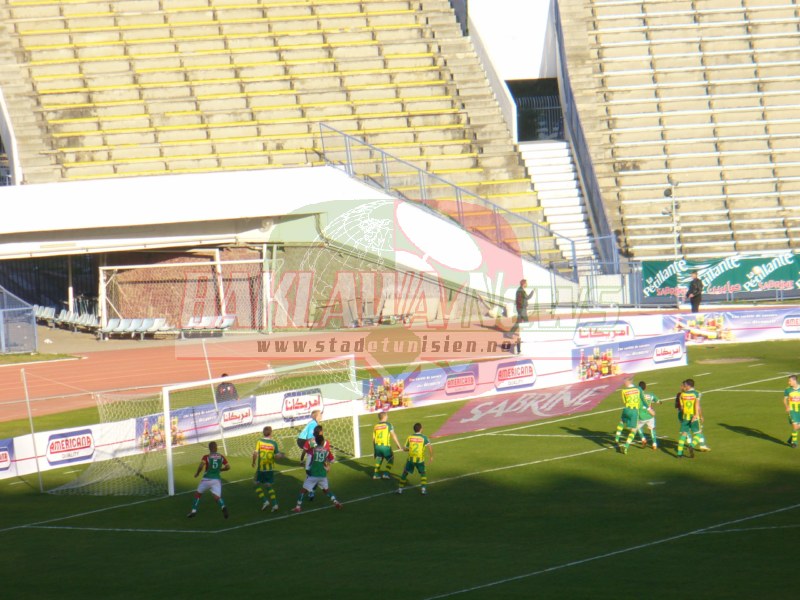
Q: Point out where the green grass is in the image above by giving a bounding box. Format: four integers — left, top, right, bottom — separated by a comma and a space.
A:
0, 352, 75, 365
1, 340, 799, 598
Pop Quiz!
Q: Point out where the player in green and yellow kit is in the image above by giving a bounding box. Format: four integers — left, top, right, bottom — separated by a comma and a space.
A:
677, 378, 710, 458
636, 381, 659, 450
783, 375, 800, 448
614, 376, 643, 455
252, 426, 285, 512
372, 411, 404, 480
397, 423, 434, 495
188, 441, 230, 519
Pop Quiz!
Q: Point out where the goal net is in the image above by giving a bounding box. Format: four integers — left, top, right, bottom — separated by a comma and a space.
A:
49, 357, 361, 497
100, 258, 266, 331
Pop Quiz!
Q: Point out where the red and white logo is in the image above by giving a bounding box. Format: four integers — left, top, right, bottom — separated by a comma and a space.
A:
0, 448, 10, 471
653, 342, 683, 363
495, 360, 536, 390
282, 390, 324, 420
46, 429, 95, 466
782, 315, 800, 333
445, 373, 477, 395
220, 404, 254, 429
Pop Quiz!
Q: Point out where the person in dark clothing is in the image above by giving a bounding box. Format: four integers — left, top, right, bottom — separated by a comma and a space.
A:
686, 272, 703, 313
216, 373, 239, 402
508, 279, 534, 354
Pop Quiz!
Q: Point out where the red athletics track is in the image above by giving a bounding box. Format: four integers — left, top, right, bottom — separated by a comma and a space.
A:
0, 341, 273, 423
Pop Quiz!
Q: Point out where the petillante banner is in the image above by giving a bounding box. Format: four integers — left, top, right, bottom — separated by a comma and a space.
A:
642, 253, 800, 298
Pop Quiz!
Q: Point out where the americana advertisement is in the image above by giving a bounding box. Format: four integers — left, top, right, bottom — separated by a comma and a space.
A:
642, 253, 800, 298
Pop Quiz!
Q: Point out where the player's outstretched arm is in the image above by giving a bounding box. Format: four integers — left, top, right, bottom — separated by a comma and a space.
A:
392, 431, 403, 451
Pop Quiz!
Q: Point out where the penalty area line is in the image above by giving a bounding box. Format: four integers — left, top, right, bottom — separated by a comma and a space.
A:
423, 502, 800, 599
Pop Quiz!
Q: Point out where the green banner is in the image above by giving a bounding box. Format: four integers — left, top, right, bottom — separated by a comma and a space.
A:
642, 254, 800, 298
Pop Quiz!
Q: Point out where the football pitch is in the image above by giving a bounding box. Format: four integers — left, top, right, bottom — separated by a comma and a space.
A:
2, 339, 799, 599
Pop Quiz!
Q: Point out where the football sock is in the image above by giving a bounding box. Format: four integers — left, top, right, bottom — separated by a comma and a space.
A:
677, 433, 686, 456
268, 488, 277, 506
624, 430, 636, 449
694, 432, 706, 446
398, 474, 408, 489
191, 493, 201, 511
650, 428, 657, 445
373, 461, 382, 476
325, 490, 338, 503
792, 431, 798, 444
295, 492, 305, 507
614, 423, 624, 443
217, 497, 226, 509
420, 476, 427, 487
385, 458, 393, 473
255, 486, 265, 502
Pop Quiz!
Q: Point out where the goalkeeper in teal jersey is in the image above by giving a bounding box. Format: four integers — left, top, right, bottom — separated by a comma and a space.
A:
614, 376, 643, 455
291, 433, 342, 513
783, 375, 800, 448
252, 426, 285, 512
397, 423, 434, 495
188, 441, 230, 519
372, 411, 403, 480
636, 381, 659, 450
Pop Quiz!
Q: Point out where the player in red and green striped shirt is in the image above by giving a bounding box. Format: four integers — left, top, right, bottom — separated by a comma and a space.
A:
252, 426, 284, 512
397, 423, 434, 495
188, 441, 230, 519
783, 375, 800, 447
291, 433, 342, 513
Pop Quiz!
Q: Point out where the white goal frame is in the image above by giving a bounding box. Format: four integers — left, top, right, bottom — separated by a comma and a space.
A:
162, 357, 361, 496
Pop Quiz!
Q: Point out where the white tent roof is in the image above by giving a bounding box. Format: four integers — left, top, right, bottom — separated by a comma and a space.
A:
0, 166, 386, 236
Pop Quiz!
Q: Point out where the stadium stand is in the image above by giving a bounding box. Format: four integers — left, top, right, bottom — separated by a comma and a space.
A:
559, 0, 800, 259
0, 0, 580, 269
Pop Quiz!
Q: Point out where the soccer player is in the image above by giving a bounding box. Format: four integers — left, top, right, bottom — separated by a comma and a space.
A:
291, 433, 342, 513
372, 411, 403, 480
676, 378, 710, 458
252, 426, 285, 512
783, 374, 800, 447
636, 380, 659, 450
614, 376, 642, 455
215, 374, 239, 402
297, 410, 322, 500
397, 423, 434, 495
187, 441, 230, 519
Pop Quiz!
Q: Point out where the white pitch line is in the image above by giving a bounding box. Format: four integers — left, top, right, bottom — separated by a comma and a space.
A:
423, 502, 800, 600
720, 390, 777, 394
701, 524, 800, 534
748, 363, 765, 368
490, 433, 608, 439
695, 372, 712, 377
29, 525, 209, 535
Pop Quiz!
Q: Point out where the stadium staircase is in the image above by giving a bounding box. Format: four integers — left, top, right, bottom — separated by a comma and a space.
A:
558, 0, 800, 260
0, 0, 579, 270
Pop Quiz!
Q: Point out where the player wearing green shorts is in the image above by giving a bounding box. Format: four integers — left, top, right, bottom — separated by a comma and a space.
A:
372, 411, 403, 480
783, 375, 800, 448
636, 381, 659, 450
615, 376, 643, 455
677, 379, 710, 458
397, 423, 434, 495
252, 426, 285, 512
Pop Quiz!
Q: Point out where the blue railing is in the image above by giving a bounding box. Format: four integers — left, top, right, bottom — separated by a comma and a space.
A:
318, 123, 579, 282
551, 0, 619, 274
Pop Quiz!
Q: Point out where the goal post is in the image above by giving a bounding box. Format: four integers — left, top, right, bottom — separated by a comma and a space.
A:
162, 356, 360, 497
49, 356, 361, 497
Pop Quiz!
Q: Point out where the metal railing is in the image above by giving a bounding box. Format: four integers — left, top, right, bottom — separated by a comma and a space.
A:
552, 0, 618, 273
318, 123, 579, 282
